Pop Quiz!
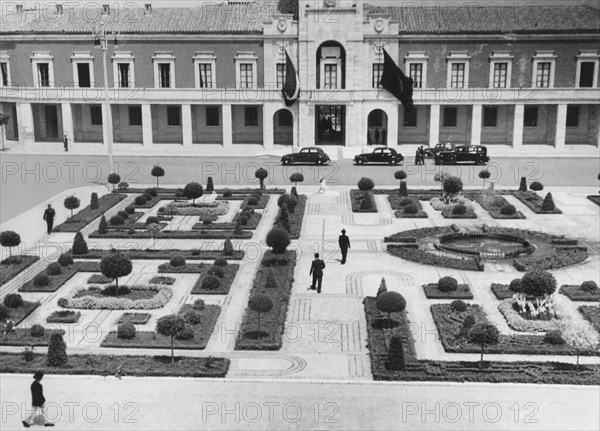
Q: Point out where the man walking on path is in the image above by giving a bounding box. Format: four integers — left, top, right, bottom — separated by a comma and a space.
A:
22, 372, 54, 427
309, 253, 326, 294
63, 134, 69, 152
338, 229, 351, 264
43, 204, 55, 234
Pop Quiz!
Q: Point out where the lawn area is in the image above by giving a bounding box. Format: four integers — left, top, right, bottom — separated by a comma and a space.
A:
52, 193, 127, 232
490, 283, 514, 300
0, 256, 40, 286
0, 328, 65, 347
19, 261, 100, 292
0, 301, 40, 325
475, 195, 526, 219
388, 195, 428, 218
559, 285, 600, 302
511, 191, 562, 214
579, 306, 600, 334
191, 265, 239, 295
0, 352, 229, 378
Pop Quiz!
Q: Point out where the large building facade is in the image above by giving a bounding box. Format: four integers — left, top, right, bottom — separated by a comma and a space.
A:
0, 0, 599, 156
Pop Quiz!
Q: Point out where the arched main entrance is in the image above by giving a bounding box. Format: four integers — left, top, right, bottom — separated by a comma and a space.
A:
274, 109, 293, 146
367, 109, 388, 146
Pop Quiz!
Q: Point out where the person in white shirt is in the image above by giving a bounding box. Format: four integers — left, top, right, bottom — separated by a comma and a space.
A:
318, 177, 326, 194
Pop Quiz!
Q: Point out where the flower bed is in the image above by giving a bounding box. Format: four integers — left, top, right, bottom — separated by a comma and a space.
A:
240, 194, 270, 210
587, 195, 600, 207
0, 255, 40, 286
475, 196, 526, 219
90, 229, 252, 240
498, 299, 562, 332
0, 301, 40, 325
0, 328, 65, 347
350, 190, 378, 213
579, 306, 600, 334
235, 251, 296, 350
0, 352, 229, 378
440, 207, 477, 219
117, 313, 152, 325
101, 304, 221, 350
387, 245, 484, 271
191, 265, 239, 295
19, 261, 100, 293
148, 276, 176, 285
490, 283, 514, 300
106, 212, 145, 230
192, 212, 262, 231
87, 274, 113, 284
388, 195, 428, 218
161, 201, 229, 218
59, 284, 173, 310
215, 188, 285, 195
422, 283, 473, 299
384, 226, 454, 242
365, 298, 599, 384
82, 249, 244, 261
47, 310, 81, 324
158, 263, 205, 274
511, 191, 562, 214
514, 247, 588, 272
52, 194, 127, 232
559, 285, 600, 302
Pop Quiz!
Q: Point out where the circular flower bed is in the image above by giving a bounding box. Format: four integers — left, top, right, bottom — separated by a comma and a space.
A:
58, 284, 173, 310
436, 232, 534, 259
160, 201, 229, 219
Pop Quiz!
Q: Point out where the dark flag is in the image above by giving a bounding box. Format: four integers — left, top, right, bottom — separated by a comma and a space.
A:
282, 50, 300, 107
379, 48, 414, 111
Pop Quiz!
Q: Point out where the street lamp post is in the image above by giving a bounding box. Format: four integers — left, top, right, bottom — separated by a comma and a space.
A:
93, 22, 117, 174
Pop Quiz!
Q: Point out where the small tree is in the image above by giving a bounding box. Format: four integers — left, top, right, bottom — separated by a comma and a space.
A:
357, 177, 375, 193
47, 333, 68, 366
560, 321, 599, 371
100, 251, 132, 291
376, 291, 406, 328
443, 176, 463, 196
98, 214, 108, 234
519, 177, 527, 193
468, 323, 500, 367
90, 193, 99, 210
249, 294, 273, 340
183, 182, 204, 204
206, 177, 215, 194
64, 195, 80, 220
151, 165, 165, 189
107, 173, 121, 191
385, 335, 405, 371
529, 181, 544, 193
277, 206, 291, 233
266, 227, 290, 264
521, 269, 557, 297
156, 315, 186, 364
72, 231, 88, 255
478, 170, 491, 194
290, 172, 304, 188
255, 168, 268, 190
394, 171, 407, 196
0, 231, 20, 257
434, 172, 447, 194
147, 223, 161, 250
223, 238, 234, 256
541, 193, 555, 211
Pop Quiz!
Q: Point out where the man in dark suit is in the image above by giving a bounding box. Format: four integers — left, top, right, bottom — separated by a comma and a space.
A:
338, 229, 351, 264
23, 371, 54, 427
43, 204, 55, 234
309, 253, 326, 294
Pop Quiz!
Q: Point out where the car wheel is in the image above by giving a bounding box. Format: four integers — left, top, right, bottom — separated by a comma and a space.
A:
476, 157, 485, 165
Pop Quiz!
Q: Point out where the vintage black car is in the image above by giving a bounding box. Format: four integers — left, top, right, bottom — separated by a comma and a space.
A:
281, 147, 331, 165
424, 142, 456, 159
435, 145, 489, 165
354, 147, 404, 165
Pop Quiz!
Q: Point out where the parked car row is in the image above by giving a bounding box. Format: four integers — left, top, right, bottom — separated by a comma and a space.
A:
280, 144, 489, 166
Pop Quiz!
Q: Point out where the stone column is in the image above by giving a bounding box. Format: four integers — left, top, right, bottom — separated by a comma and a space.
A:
181, 104, 193, 148
61, 103, 74, 145
263, 104, 274, 149
299, 102, 313, 149
429, 104, 440, 147
555, 104, 567, 149
222, 104, 233, 148
17, 103, 34, 146
386, 104, 399, 148
513, 104, 524, 148
471, 104, 482, 146
142, 104, 153, 148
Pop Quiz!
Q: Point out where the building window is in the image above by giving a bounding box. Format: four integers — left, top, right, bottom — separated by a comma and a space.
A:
566, 106, 579, 127
535, 62, 551, 88
278, 110, 293, 127
578, 62, 596, 88
483, 107, 497, 127
118, 64, 130, 88
403, 107, 417, 127
167, 106, 181, 126
405, 52, 428, 88
245, 107, 258, 127
443, 107, 458, 127
372, 63, 383, 88
129, 106, 142, 126
37, 63, 50, 87
90, 105, 103, 126
76, 63, 91, 88
492, 63, 508, 88
198, 64, 213, 88
206, 107, 220, 126
235, 52, 258, 89
409, 63, 423, 88
524, 106, 538, 127
113, 52, 135, 88
239, 64, 253, 89
324, 64, 338, 89
450, 63, 465, 88
159, 64, 171, 88
0, 62, 8, 86
277, 63, 286, 88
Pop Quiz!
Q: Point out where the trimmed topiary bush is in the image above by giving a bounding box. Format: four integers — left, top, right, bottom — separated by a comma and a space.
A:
529, 181, 543, 192
107, 173, 121, 190
399, 197, 413, 206
249, 294, 274, 339
30, 324, 45, 338
376, 291, 406, 327
222, 189, 232, 198
207, 266, 224, 278
118, 210, 130, 219
213, 257, 228, 267
170, 256, 186, 267
117, 322, 136, 339
443, 176, 463, 195
544, 329, 565, 345
500, 204, 516, 215
72, 231, 88, 255
125, 206, 135, 214
46, 262, 62, 276
0, 304, 10, 320
118, 182, 129, 191
175, 325, 195, 341
452, 204, 467, 215
98, 215, 108, 234
146, 216, 160, 225
385, 335, 405, 371
64, 195, 81, 219
255, 168, 268, 190
509, 278, 523, 293
450, 299, 468, 312
404, 204, 419, 215
183, 182, 204, 204
581, 281, 598, 293
522, 269, 557, 297
377, 278, 388, 297
468, 323, 500, 367
193, 299, 205, 310
206, 177, 214, 193
519, 177, 527, 193
34, 274, 50, 287
266, 227, 290, 262
0, 231, 21, 257
156, 315, 186, 363
358, 177, 375, 192
110, 215, 125, 226
541, 193, 555, 211
151, 165, 165, 189
202, 275, 221, 291
184, 311, 202, 325
4, 293, 24, 309
438, 276, 458, 292
57, 252, 73, 267
46, 333, 68, 366
145, 187, 158, 197
223, 238, 234, 256
360, 193, 375, 210
290, 172, 304, 187
90, 193, 99, 210
100, 251, 132, 290
141, 193, 152, 202
135, 195, 147, 205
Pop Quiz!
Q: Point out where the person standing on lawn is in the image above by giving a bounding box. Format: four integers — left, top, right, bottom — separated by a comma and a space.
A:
309, 253, 326, 294
338, 229, 351, 264
22, 372, 54, 427
43, 204, 56, 234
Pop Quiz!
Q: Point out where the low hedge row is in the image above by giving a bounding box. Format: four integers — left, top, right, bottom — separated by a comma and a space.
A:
0, 328, 65, 347
475, 196, 526, 219
490, 283, 514, 300
90, 230, 253, 240
52, 194, 127, 232
281, 195, 307, 239
191, 265, 239, 295
350, 190, 378, 213
387, 245, 484, 271
422, 283, 473, 300
514, 247, 588, 272
81, 249, 244, 261
19, 261, 100, 293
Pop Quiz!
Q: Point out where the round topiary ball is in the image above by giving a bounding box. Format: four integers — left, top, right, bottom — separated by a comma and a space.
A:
142, 193, 152, 201
357, 177, 375, 192
500, 204, 516, 215
450, 299, 468, 312
202, 275, 221, 291
117, 322, 136, 339
581, 281, 598, 293
145, 188, 158, 197
135, 196, 147, 205
57, 252, 74, 267
4, 293, 24, 309
30, 324, 45, 338
452, 204, 467, 215
404, 204, 419, 215
110, 215, 125, 226
509, 279, 523, 293
399, 197, 413, 206
170, 256, 186, 267
193, 299, 205, 310
46, 262, 62, 276
247, 197, 258, 206
522, 269, 557, 297
146, 216, 160, 225
118, 210, 130, 219
223, 189, 233, 198
207, 266, 225, 278
175, 325, 195, 340
34, 274, 50, 287
184, 311, 202, 325
438, 276, 458, 292
213, 258, 228, 267
125, 205, 136, 214
544, 330, 565, 345
529, 181, 544, 192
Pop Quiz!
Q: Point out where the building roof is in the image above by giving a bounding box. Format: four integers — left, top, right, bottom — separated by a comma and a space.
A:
0, 2, 279, 35
365, 5, 600, 34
